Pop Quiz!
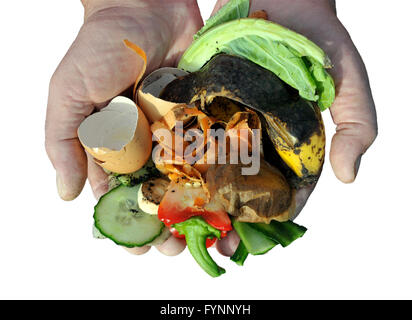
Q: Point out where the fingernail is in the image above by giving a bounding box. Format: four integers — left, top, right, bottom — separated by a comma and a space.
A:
56, 173, 67, 199
354, 154, 363, 179
56, 172, 77, 201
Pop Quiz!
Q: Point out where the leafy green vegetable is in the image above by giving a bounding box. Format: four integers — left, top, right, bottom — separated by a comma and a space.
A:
194, 0, 249, 40
173, 217, 226, 277
304, 56, 335, 111
179, 18, 330, 72
220, 35, 318, 101
232, 219, 278, 255
230, 240, 249, 266
232, 218, 307, 257
248, 220, 307, 247
179, 18, 335, 109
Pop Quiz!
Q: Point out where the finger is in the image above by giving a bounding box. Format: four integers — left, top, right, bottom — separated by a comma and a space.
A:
155, 236, 186, 256
216, 230, 240, 257
210, 0, 226, 17
292, 183, 316, 220
163, 1, 203, 66
329, 42, 377, 183
45, 72, 94, 201
87, 155, 109, 200
330, 123, 376, 183
329, 79, 377, 184
49, 138, 88, 201
123, 246, 151, 255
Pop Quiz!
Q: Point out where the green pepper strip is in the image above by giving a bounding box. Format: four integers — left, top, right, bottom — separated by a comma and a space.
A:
230, 240, 248, 266
173, 217, 226, 277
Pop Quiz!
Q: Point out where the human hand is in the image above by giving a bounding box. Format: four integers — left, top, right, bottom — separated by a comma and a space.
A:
214, 0, 378, 256
45, 0, 203, 255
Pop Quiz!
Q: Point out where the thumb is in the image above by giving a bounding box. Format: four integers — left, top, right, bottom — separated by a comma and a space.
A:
45, 74, 94, 201
329, 121, 376, 183
328, 35, 378, 183
87, 154, 109, 200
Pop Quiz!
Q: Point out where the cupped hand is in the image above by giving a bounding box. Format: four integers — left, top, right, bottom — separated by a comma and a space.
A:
45, 0, 203, 255
215, 0, 378, 256
47, 0, 378, 258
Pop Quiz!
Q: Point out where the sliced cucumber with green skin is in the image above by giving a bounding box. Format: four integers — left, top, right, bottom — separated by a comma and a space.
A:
146, 226, 171, 246
92, 224, 106, 239
94, 184, 164, 247
232, 219, 277, 255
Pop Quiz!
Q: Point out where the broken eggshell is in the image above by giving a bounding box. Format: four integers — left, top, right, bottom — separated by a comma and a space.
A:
137, 67, 189, 123
78, 96, 152, 174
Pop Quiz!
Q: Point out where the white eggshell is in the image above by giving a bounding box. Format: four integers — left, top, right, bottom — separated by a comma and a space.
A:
78, 96, 152, 174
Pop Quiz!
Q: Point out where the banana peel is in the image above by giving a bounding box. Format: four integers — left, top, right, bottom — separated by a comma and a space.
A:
160, 54, 325, 187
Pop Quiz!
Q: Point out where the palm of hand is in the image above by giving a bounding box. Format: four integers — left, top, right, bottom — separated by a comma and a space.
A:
214, 0, 377, 256
46, 4, 203, 200
46, 3, 203, 256
46, 1, 377, 257
50, 5, 202, 114
248, 0, 377, 182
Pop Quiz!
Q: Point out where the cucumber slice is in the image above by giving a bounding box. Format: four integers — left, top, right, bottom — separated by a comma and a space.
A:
92, 224, 106, 239
94, 184, 164, 247
232, 219, 277, 255
146, 227, 171, 246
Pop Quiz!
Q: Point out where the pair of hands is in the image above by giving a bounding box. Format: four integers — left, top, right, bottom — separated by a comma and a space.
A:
45, 0, 377, 256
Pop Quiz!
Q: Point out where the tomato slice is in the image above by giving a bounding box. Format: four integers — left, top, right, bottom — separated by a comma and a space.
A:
158, 181, 232, 243
205, 237, 217, 248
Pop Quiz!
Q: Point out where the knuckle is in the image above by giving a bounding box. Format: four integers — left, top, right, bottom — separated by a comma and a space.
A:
91, 180, 108, 200
363, 123, 378, 147
49, 68, 63, 92
44, 137, 56, 162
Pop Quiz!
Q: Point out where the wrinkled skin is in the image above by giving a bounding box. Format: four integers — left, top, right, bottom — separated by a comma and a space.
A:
45, 0, 377, 257
45, 0, 202, 255
214, 0, 377, 256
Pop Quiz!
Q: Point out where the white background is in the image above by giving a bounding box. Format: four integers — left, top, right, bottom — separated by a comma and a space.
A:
0, 0, 411, 300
